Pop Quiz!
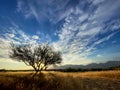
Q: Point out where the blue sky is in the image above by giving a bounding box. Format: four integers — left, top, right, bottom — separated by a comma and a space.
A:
0, 0, 120, 69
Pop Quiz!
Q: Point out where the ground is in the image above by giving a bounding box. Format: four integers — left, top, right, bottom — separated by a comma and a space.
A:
0, 70, 120, 90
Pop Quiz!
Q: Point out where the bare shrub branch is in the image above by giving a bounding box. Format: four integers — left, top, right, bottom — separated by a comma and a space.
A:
9, 43, 62, 73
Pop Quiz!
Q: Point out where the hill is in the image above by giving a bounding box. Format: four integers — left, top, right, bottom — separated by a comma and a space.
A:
54, 61, 120, 69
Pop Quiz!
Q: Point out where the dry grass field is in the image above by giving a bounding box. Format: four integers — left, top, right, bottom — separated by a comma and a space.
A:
0, 70, 120, 90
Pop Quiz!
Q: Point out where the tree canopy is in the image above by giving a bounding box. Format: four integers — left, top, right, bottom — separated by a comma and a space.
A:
9, 43, 62, 73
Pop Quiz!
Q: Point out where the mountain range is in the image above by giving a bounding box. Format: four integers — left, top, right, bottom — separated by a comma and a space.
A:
54, 61, 120, 69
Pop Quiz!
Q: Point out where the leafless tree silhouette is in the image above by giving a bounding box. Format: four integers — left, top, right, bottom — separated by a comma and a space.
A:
9, 43, 62, 74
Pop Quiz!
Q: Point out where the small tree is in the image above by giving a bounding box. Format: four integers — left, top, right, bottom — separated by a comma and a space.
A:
9, 43, 62, 74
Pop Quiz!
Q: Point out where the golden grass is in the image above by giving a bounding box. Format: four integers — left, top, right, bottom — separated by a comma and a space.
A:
48, 70, 120, 80
0, 70, 120, 90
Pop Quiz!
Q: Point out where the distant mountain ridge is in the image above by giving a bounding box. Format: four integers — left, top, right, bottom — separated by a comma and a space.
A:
54, 61, 120, 69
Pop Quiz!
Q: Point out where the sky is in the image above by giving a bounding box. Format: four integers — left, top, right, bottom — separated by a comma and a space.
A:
0, 0, 120, 70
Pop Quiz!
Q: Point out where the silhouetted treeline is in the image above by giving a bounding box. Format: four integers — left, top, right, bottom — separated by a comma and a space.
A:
0, 69, 6, 72
47, 65, 120, 72
0, 69, 34, 72
0, 65, 120, 72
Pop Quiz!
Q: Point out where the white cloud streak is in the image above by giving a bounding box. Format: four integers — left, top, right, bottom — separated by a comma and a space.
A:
1, 0, 120, 66
52, 0, 120, 65
0, 22, 52, 60
16, 0, 75, 24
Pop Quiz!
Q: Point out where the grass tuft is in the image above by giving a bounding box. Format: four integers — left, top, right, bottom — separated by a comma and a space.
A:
0, 70, 120, 90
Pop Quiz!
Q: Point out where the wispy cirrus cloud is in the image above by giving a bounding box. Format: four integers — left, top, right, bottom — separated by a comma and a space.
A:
16, 0, 78, 24
91, 0, 120, 22
1, 0, 120, 66
0, 22, 52, 59
17, 0, 33, 18
52, 0, 120, 64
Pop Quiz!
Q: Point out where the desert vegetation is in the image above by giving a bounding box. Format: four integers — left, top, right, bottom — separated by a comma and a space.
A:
9, 43, 62, 74
0, 43, 117, 90
0, 70, 120, 90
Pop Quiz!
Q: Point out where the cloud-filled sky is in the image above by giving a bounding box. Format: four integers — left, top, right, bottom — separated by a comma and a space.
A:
0, 0, 120, 69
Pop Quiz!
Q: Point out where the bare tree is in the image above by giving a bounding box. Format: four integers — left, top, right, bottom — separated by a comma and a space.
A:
9, 43, 62, 74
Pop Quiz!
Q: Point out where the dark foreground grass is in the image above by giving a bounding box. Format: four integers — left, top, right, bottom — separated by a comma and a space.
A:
0, 71, 120, 90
